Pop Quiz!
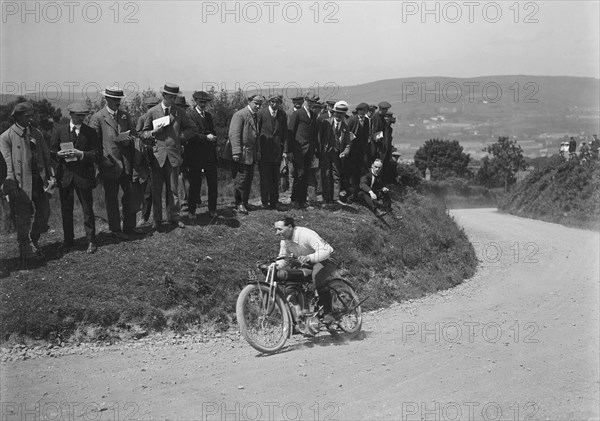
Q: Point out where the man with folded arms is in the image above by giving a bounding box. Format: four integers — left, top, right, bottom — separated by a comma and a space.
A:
227, 94, 264, 214
51, 102, 101, 254
257, 94, 288, 209
90, 86, 138, 239
140, 83, 198, 229
0, 102, 54, 261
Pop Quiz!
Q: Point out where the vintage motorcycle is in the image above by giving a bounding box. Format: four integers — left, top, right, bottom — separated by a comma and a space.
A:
236, 257, 364, 353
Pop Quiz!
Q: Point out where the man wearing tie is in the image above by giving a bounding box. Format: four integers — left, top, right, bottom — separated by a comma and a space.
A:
51, 102, 101, 254
227, 95, 264, 214
135, 96, 160, 226
140, 83, 198, 230
257, 94, 288, 209
187, 90, 218, 218
346, 102, 371, 197
90, 86, 138, 239
321, 101, 352, 204
287, 93, 321, 208
0, 102, 54, 262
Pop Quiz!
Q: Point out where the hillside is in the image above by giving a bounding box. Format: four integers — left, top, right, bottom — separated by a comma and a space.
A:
500, 157, 600, 230
0, 189, 477, 344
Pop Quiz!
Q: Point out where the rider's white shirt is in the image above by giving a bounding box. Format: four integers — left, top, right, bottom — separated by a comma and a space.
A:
277, 226, 333, 265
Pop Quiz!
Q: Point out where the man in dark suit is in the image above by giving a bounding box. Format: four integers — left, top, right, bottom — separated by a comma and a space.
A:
347, 102, 371, 196
286, 93, 321, 208
369, 101, 393, 181
51, 102, 101, 254
227, 95, 264, 214
135, 96, 160, 226
257, 94, 288, 209
321, 101, 352, 204
140, 83, 198, 229
187, 90, 218, 218
90, 86, 138, 239
358, 159, 391, 217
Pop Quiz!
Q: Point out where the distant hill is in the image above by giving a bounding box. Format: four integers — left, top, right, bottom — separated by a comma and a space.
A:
2, 75, 598, 158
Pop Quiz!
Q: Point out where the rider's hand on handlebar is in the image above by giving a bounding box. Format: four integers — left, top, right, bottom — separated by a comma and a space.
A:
297, 255, 310, 265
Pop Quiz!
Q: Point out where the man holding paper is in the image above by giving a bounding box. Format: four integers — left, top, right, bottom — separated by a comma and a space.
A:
140, 83, 198, 229
90, 86, 138, 239
51, 102, 101, 254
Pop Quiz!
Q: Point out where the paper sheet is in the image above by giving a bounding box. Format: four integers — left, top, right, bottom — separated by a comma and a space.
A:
152, 116, 170, 130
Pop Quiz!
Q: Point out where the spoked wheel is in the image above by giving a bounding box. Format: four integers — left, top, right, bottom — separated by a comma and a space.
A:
236, 284, 290, 353
327, 279, 363, 339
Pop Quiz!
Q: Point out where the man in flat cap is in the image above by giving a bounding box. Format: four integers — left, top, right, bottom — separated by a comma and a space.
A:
135, 96, 160, 226
318, 100, 337, 121
51, 102, 101, 254
369, 101, 393, 181
226, 94, 264, 214
287, 93, 321, 208
90, 86, 139, 239
187, 90, 218, 218
0, 102, 55, 261
346, 102, 371, 196
140, 83, 198, 229
257, 94, 288, 209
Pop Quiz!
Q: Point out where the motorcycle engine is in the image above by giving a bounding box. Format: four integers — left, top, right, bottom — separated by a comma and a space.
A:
305, 315, 321, 336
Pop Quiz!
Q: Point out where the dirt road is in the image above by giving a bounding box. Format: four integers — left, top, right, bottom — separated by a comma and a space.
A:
1, 209, 599, 420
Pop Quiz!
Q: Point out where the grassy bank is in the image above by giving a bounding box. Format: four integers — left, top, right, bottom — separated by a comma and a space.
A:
500, 157, 600, 230
0, 186, 477, 345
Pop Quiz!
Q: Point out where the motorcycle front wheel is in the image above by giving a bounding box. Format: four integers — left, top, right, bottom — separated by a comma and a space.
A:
328, 279, 363, 339
236, 284, 290, 353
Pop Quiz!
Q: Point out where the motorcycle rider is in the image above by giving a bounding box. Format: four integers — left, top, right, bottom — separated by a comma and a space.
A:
274, 217, 338, 322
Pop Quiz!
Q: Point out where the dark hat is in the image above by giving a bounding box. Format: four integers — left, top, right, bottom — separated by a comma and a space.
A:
326, 100, 337, 106
101, 86, 126, 98
192, 91, 212, 102
385, 111, 394, 116
291, 93, 304, 101
248, 94, 265, 104
268, 94, 283, 103
67, 102, 90, 115
368, 104, 377, 111
356, 102, 369, 111
160, 83, 181, 96
378, 101, 391, 109
143, 96, 161, 107
305, 92, 320, 103
175, 95, 189, 108
10, 102, 34, 116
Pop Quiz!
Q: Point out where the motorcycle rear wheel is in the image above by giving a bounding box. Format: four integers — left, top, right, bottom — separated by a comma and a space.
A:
328, 279, 362, 339
236, 284, 290, 353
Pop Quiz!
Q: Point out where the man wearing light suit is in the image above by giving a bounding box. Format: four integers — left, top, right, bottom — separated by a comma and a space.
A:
227, 95, 264, 214
321, 101, 353, 204
140, 83, 198, 230
90, 86, 138, 239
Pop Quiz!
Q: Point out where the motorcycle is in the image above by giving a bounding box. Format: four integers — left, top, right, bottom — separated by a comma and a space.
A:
236, 257, 364, 353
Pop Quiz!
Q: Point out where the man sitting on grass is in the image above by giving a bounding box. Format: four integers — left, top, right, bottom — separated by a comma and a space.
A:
357, 159, 391, 217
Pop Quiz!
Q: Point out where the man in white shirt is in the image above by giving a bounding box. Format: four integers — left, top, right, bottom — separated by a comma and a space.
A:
274, 217, 338, 319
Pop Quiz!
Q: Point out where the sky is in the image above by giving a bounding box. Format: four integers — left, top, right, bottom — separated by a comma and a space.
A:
1, 0, 599, 101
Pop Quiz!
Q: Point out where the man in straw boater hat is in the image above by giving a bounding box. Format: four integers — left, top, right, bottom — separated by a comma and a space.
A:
321, 100, 352, 204
90, 86, 138, 240
140, 83, 197, 230
187, 90, 218, 218
286, 92, 321, 208
0, 102, 55, 262
226, 94, 265, 215
51, 102, 101, 254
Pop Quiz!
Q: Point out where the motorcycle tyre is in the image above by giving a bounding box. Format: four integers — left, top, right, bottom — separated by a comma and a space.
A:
327, 279, 363, 340
236, 284, 291, 354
